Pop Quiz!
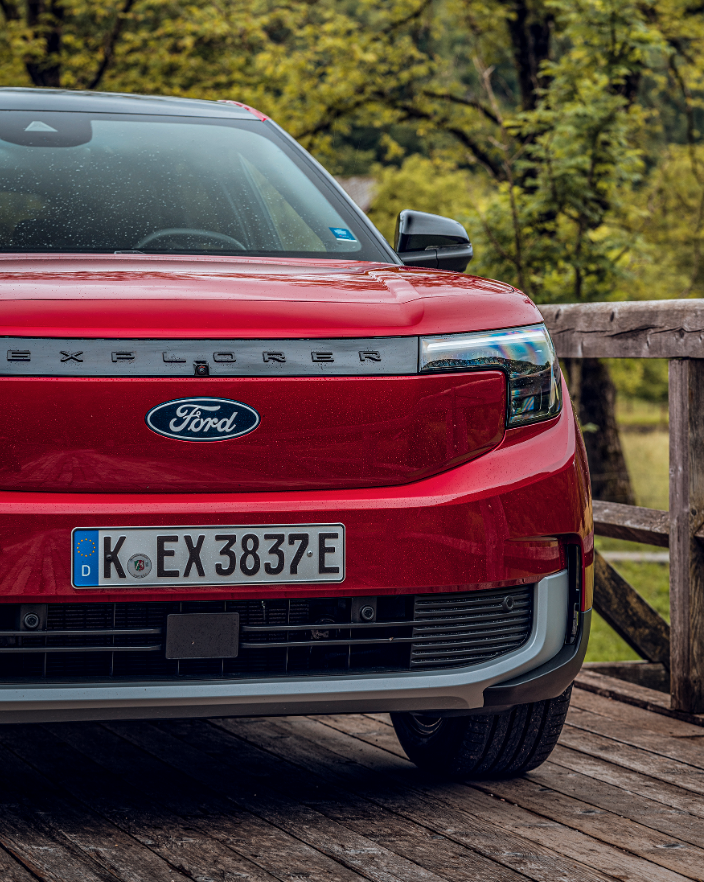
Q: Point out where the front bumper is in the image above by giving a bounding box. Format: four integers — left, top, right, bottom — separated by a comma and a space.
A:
0, 570, 578, 723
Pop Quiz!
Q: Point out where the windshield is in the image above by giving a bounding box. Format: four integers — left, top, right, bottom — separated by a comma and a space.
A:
0, 112, 389, 260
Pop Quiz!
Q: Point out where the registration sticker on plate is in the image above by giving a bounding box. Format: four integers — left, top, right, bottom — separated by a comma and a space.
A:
71, 524, 345, 588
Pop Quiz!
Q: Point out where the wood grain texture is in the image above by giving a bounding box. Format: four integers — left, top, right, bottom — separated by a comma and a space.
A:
470, 775, 704, 880
0, 723, 288, 882
299, 714, 697, 882
572, 686, 704, 738
108, 720, 454, 882
535, 756, 704, 849
566, 706, 704, 769
575, 669, 704, 727
593, 500, 671, 546
539, 300, 704, 358
594, 550, 671, 665
551, 743, 704, 819
0, 702, 697, 881
669, 359, 704, 713
213, 716, 606, 882
559, 723, 704, 797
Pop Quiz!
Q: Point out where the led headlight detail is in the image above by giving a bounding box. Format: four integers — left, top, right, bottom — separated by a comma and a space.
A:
420, 324, 562, 426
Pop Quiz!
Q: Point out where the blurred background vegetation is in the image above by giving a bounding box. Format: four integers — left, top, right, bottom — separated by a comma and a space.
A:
1, 0, 697, 660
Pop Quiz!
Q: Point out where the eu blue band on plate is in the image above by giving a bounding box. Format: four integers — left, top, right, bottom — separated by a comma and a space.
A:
329, 227, 357, 241
73, 530, 99, 586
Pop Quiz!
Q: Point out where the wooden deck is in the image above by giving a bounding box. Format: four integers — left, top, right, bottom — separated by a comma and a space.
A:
0, 677, 702, 882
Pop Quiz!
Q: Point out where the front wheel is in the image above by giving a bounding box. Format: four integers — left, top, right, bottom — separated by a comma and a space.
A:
391, 685, 572, 780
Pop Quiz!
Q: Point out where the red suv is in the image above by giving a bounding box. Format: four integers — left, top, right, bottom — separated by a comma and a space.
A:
0, 89, 592, 779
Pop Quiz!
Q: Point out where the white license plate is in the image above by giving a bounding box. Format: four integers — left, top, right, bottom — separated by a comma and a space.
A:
72, 524, 345, 588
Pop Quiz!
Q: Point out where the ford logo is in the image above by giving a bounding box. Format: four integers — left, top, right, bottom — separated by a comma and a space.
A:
145, 397, 260, 442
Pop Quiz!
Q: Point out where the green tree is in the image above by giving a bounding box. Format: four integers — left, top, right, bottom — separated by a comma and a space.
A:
0, 0, 431, 155
366, 0, 704, 502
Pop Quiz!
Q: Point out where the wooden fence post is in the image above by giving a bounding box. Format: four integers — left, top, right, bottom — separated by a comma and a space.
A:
669, 358, 704, 713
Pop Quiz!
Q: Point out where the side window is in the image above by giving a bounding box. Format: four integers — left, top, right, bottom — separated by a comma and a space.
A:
245, 160, 325, 252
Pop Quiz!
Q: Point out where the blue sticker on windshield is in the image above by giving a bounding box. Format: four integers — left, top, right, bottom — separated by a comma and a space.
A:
329, 227, 357, 241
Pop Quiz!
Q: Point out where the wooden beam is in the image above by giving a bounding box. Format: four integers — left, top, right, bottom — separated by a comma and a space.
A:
593, 551, 670, 667
669, 359, 704, 713
593, 500, 670, 547
592, 500, 704, 545
538, 300, 704, 358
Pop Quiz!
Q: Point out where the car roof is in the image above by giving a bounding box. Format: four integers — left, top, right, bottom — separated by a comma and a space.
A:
0, 88, 262, 119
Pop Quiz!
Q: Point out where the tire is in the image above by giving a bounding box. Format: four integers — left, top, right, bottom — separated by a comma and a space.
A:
391, 684, 572, 780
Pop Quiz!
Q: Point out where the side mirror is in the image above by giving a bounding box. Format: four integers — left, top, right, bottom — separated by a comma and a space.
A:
394, 209, 473, 272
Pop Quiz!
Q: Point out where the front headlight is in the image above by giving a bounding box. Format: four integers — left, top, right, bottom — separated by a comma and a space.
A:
420, 323, 562, 427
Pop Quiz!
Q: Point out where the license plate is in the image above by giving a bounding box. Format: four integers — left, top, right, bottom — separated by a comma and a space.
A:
71, 524, 345, 588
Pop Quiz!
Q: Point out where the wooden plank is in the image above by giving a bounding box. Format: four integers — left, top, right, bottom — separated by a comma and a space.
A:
538, 300, 704, 358
582, 661, 670, 692
0, 811, 114, 882
266, 720, 695, 882
312, 712, 407, 758
593, 500, 670, 546
201, 720, 528, 882
0, 847, 39, 882
470, 775, 704, 880
217, 718, 636, 882
199, 717, 557, 882
105, 720, 457, 882
571, 687, 704, 738
559, 724, 704, 797
575, 670, 704, 727
549, 744, 704, 820
669, 358, 704, 713
31, 722, 366, 882
294, 718, 704, 880
210, 718, 612, 882
356, 710, 704, 825
1, 725, 287, 882
269, 714, 695, 882
534, 756, 704, 849
566, 706, 704, 770
593, 550, 671, 665
0, 738, 192, 882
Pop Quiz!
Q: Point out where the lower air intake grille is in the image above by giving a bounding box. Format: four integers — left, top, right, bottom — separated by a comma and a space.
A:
411, 587, 534, 669
0, 585, 533, 683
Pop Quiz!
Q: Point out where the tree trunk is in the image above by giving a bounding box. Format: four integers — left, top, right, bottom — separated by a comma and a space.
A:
25, 0, 63, 88
564, 357, 636, 505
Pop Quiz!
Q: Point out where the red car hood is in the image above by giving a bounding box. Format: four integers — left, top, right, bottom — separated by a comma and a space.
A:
0, 254, 542, 338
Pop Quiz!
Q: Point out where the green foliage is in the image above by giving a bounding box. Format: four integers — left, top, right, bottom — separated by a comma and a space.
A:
607, 359, 669, 405
0, 0, 432, 156
616, 145, 704, 299
365, 0, 704, 304
2, 0, 704, 305
587, 557, 670, 662
368, 155, 481, 246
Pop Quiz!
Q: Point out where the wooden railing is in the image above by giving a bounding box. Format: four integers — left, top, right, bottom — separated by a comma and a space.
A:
539, 300, 704, 714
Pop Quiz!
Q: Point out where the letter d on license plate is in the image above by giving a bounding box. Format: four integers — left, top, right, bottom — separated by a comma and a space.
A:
71, 524, 345, 588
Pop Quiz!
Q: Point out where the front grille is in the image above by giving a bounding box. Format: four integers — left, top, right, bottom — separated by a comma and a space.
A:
0, 586, 533, 683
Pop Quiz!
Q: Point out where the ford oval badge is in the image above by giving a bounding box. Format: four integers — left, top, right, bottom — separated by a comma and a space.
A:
145, 397, 260, 442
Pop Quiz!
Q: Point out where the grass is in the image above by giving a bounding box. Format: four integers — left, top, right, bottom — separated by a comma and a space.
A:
584, 424, 670, 663
620, 429, 669, 511
615, 397, 668, 431
586, 559, 670, 662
